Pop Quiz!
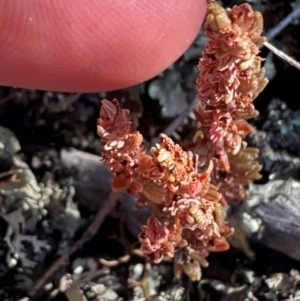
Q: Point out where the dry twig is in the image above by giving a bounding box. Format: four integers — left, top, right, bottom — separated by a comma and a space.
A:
266, 5, 300, 41
30, 191, 120, 297
163, 97, 198, 136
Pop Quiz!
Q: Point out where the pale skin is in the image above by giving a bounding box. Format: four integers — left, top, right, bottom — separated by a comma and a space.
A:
0, 0, 206, 92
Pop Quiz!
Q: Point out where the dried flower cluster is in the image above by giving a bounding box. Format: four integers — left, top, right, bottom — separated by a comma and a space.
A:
97, 0, 267, 281
194, 0, 268, 203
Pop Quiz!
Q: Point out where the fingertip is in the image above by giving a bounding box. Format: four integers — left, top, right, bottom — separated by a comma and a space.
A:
0, 0, 207, 92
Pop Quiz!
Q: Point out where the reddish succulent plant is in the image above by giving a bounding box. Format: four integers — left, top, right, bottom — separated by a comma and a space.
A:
97, 0, 268, 280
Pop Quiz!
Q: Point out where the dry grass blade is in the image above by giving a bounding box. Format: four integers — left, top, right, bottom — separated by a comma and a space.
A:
264, 41, 300, 71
